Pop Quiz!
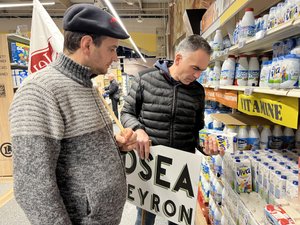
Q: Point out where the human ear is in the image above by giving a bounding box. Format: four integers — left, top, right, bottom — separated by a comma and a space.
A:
174, 53, 183, 65
80, 35, 93, 54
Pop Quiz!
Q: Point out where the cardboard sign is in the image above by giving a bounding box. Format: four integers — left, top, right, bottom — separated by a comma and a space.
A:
238, 92, 298, 128
125, 145, 201, 225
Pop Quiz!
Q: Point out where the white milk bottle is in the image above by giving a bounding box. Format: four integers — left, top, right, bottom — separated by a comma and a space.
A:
237, 125, 248, 150
295, 126, 300, 149
220, 55, 236, 86
282, 127, 295, 149
269, 125, 283, 149
259, 61, 271, 87
212, 61, 222, 85
236, 55, 248, 86
248, 126, 260, 150
240, 8, 255, 41
213, 30, 224, 52
248, 55, 260, 86
260, 125, 272, 149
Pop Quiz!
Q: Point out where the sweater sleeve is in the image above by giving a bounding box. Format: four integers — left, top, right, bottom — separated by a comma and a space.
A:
9, 82, 72, 225
120, 74, 145, 131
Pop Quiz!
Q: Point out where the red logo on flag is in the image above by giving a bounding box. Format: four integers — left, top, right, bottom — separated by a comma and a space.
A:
30, 39, 55, 73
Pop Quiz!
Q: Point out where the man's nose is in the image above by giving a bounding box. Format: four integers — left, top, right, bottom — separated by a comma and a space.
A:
194, 71, 202, 79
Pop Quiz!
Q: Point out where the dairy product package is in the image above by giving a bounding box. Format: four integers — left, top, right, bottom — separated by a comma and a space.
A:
264, 204, 296, 225
235, 157, 252, 193
199, 129, 237, 153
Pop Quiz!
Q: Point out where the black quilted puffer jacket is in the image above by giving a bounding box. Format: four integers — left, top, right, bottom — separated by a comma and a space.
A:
121, 60, 205, 153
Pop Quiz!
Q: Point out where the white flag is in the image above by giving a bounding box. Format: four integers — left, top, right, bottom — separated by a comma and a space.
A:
29, 0, 64, 74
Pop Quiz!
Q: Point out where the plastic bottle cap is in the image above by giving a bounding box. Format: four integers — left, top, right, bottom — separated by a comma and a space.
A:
228, 55, 236, 58
245, 8, 254, 12
275, 171, 281, 175
293, 181, 299, 185
239, 54, 248, 58
263, 162, 269, 166
281, 175, 287, 179
292, 170, 298, 174
250, 54, 257, 57
269, 166, 274, 170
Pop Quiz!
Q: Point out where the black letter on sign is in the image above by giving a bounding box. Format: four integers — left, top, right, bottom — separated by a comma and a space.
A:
179, 205, 193, 225
126, 150, 137, 174
163, 200, 176, 217
173, 164, 194, 197
138, 188, 149, 206
139, 153, 153, 181
151, 194, 160, 213
155, 155, 172, 189
127, 184, 135, 201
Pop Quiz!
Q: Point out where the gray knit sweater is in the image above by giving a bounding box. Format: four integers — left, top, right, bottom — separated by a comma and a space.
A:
9, 54, 127, 225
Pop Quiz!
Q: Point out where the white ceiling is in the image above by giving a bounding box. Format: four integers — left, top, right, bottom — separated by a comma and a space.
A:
0, 0, 170, 17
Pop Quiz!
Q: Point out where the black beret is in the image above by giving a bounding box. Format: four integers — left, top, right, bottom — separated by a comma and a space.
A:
63, 4, 130, 39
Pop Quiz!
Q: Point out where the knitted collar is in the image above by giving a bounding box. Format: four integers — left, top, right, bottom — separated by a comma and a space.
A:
52, 53, 94, 87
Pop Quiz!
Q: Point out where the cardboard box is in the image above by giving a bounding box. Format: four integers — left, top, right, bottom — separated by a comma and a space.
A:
210, 113, 273, 126
201, 1, 216, 32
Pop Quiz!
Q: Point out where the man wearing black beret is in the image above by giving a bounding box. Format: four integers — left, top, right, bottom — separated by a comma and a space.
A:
10, 4, 137, 225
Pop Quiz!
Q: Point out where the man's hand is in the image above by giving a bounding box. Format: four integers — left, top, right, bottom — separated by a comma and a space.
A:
115, 128, 137, 152
135, 129, 150, 160
203, 136, 225, 156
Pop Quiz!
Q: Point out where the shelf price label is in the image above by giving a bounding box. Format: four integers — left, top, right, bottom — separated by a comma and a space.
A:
238, 92, 298, 128
238, 40, 245, 49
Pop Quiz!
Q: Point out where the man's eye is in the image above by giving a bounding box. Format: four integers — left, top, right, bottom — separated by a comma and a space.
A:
193, 67, 201, 71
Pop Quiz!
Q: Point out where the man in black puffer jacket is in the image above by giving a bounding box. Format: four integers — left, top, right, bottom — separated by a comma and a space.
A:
121, 35, 220, 225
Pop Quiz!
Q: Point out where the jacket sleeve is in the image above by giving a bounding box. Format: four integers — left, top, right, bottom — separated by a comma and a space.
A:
9, 83, 72, 225
106, 80, 118, 95
195, 86, 207, 155
121, 74, 145, 131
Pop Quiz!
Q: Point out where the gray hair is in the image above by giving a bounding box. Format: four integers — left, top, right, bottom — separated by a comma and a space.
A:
176, 34, 212, 57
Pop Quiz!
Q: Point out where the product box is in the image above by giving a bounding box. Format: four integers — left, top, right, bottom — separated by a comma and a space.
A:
210, 112, 273, 126
12, 69, 28, 88
201, 1, 216, 32
264, 204, 296, 225
10, 42, 30, 66
199, 129, 237, 153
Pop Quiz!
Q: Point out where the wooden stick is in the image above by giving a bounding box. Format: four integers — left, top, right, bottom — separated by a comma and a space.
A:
96, 88, 124, 131
98, 87, 150, 225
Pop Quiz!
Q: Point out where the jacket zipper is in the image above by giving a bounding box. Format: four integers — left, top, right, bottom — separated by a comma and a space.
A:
170, 85, 178, 146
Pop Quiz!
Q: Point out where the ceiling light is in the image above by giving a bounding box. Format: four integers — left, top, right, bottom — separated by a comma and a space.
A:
103, 0, 147, 63
125, 1, 134, 6
0, 2, 55, 8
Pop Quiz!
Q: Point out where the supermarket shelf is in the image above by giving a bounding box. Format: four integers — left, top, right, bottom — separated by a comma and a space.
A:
202, 0, 250, 39
7, 34, 30, 45
10, 63, 28, 70
203, 84, 300, 98
211, 18, 300, 62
